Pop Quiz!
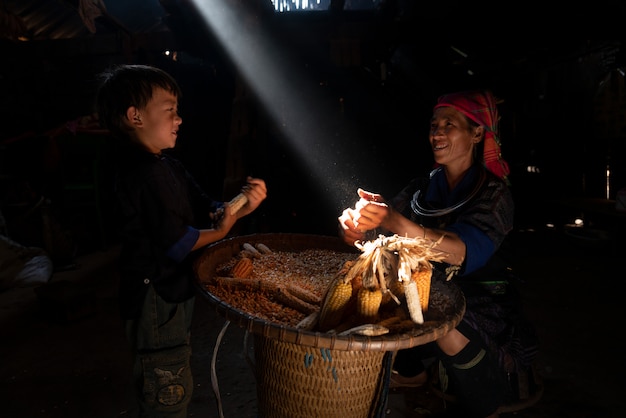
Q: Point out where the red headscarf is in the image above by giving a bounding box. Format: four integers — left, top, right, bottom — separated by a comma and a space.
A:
434, 89, 510, 182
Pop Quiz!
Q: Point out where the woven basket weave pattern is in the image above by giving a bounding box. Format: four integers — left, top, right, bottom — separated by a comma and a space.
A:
255, 335, 386, 418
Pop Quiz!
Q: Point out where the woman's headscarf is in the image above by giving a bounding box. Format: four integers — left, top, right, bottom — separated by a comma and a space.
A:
434, 89, 510, 182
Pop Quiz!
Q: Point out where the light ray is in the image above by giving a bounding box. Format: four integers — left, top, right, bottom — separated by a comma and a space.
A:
190, 0, 379, 213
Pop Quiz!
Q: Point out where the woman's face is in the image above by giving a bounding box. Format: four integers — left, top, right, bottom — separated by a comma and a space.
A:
429, 106, 480, 170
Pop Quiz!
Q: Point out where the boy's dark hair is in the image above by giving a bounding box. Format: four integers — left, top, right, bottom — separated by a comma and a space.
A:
95, 64, 182, 139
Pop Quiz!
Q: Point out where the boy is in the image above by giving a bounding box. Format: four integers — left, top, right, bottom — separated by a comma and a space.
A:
95, 64, 267, 417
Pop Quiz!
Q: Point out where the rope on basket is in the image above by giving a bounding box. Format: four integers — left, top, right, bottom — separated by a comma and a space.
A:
211, 320, 231, 418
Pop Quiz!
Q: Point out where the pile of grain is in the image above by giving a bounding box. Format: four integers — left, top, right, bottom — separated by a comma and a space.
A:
206, 249, 358, 327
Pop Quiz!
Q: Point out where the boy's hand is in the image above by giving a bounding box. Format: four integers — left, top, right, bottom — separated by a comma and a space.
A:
209, 206, 225, 228
215, 208, 237, 233
237, 176, 267, 216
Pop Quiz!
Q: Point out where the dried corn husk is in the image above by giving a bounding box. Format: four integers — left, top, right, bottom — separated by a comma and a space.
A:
321, 234, 449, 329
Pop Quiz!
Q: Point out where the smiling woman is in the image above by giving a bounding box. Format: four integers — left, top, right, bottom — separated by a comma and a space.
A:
337, 89, 540, 417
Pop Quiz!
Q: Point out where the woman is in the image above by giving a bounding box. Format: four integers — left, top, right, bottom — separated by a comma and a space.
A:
338, 90, 537, 418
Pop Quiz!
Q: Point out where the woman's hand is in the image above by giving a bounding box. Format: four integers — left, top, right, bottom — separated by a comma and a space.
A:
338, 188, 389, 246
352, 188, 389, 231
338, 207, 367, 245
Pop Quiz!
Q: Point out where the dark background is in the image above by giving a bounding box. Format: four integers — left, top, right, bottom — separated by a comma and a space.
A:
2, 3, 626, 417
1, 1, 625, 257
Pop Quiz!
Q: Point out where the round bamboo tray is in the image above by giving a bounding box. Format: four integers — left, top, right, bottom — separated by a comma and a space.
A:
193, 233, 465, 418
194, 233, 465, 352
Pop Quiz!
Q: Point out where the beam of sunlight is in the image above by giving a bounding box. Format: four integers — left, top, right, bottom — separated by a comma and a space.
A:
190, 0, 382, 213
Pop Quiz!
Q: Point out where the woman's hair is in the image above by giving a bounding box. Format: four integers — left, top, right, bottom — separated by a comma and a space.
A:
462, 115, 484, 163
95, 64, 182, 140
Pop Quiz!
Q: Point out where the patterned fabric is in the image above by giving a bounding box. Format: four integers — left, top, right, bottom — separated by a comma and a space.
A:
435, 90, 511, 182
389, 166, 538, 374
461, 287, 540, 373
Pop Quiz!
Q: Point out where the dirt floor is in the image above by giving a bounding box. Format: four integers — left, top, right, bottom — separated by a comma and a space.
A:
1, 228, 626, 418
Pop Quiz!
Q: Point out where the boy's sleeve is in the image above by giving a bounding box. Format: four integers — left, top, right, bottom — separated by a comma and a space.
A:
166, 226, 200, 262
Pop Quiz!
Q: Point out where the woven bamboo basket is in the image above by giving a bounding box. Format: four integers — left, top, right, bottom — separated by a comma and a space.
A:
194, 233, 465, 418
254, 336, 386, 418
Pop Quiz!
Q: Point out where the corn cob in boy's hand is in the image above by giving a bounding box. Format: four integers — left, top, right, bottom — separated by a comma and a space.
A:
228, 193, 248, 215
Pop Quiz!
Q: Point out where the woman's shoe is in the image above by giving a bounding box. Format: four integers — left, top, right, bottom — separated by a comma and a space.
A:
389, 370, 428, 389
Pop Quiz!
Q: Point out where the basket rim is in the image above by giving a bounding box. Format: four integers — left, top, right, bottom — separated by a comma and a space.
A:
194, 233, 465, 352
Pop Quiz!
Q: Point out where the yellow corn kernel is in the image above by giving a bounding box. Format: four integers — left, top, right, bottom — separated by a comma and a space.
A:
231, 257, 253, 278
318, 279, 353, 331
411, 267, 432, 312
356, 287, 382, 320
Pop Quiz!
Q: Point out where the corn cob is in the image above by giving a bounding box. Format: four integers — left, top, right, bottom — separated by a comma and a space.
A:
411, 266, 432, 312
382, 276, 402, 307
375, 315, 402, 329
386, 319, 418, 334
338, 260, 355, 276
214, 276, 277, 292
296, 311, 319, 330
255, 243, 272, 254
275, 287, 318, 314
338, 323, 389, 337
287, 283, 321, 305
231, 257, 253, 278
242, 243, 262, 258
239, 249, 256, 259
388, 275, 403, 296
351, 273, 363, 294
404, 279, 424, 324
317, 278, 353, 331
356, 287, 382, 320
228, 193, 248, 215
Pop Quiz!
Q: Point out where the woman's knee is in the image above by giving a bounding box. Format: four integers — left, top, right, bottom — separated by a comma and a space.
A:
436, 328, 470, 356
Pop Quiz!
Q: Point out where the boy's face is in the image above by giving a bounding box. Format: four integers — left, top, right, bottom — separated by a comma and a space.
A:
128, 87, 182, 153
